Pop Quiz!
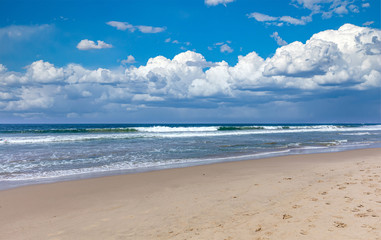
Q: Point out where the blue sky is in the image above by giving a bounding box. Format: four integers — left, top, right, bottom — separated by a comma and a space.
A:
0, 0, 380, 123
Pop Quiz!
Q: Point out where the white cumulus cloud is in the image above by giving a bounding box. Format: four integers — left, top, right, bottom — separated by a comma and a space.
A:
270, 32, 287, 46
220, 44, 233, 53
205, 0, 235, 6
0, 64, 7, 73
106, 21, 165, 33
26, 60, 64, 83
248, 12, 311, 26
0, 24, 379, 119
76, 39, 113, 50
137, 25, 166, 34
121, 55, 136, 65
106, 21, 134, 31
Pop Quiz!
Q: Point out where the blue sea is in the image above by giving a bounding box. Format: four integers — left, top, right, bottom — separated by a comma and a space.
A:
1, 123, 381, 190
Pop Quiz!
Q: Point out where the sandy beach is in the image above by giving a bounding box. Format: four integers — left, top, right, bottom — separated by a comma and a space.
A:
0, 148, 380, 240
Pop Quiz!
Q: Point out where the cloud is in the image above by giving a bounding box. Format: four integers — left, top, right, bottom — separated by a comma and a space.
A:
248, 12, 279, 22
280, 15, 312, 25
263, 39, 341, 78
220, 44, 233, 53
248, 1, 367, 31
362, 3, 370, 8
76, 39, 113, 50
164, 38, 192, 50
348, 4, 359, 13
5, 85, 60, 111
106, 21, 134, 31
0, 24, 380, 121
121, 55, 136, 65
209, 41, 233, 53
132, 94, 164, 102
291, 0, 324, 12
248, 12, 311, 26
270, 32, 287, 46
26, 60, 64, 83
0, 24, 53, 40
205, 0, 235, 6
137, 25, 166, 34
251, 1, 365, 27
363, 21, 374, 26
292, 0, 361, 19
0, 64, 7, 73
106, 21, 165, 33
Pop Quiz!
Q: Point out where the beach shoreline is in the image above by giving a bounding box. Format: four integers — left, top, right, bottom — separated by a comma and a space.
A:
1, 148, 380, 239
2, 143, 380, 192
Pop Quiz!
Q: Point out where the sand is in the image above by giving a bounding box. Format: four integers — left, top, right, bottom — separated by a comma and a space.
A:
0, 148, 380, 240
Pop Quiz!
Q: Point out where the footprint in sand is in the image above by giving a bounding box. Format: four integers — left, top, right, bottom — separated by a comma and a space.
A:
344, 196, 353, 202
264, 231, 274, 237
334, 221, 347, 228
300, 230, 308, 235
282, 214, 293, 220
355, 213, 369, 218
351, 208, 360, 212
361, 224, 377, 230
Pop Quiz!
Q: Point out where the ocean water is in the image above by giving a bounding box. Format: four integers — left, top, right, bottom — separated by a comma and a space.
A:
1, 124, 381, 190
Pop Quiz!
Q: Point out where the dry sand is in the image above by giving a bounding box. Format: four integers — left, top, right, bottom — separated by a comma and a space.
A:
0, 148, 381, 240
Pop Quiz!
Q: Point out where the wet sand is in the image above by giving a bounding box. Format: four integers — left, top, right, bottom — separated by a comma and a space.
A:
0, 148, 380, 240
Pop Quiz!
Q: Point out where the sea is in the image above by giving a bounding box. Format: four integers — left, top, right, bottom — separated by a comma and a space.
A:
1, 123, 381, 190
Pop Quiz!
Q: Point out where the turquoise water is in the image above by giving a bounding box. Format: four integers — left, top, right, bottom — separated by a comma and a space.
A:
1, 124, 381, 189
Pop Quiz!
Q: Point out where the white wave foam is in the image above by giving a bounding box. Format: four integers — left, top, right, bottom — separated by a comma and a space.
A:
135, 126, 219, 132
1, 125, 380, 145
341, 132, 372, 136
0, 133, 141, 144
0, 149, 294, 182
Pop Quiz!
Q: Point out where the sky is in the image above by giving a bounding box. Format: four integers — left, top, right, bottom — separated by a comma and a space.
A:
0, 0, 380, 123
